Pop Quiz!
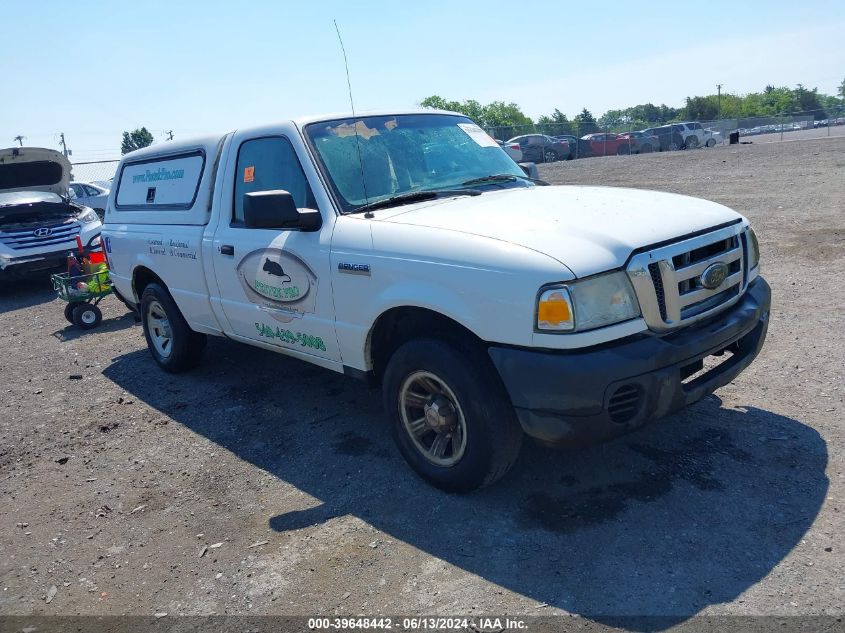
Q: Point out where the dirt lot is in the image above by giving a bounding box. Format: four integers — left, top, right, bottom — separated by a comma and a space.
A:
1, 137, 843, 627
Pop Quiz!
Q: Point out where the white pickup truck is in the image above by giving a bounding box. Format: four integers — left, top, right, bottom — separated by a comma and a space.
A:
102, 110, 770, 491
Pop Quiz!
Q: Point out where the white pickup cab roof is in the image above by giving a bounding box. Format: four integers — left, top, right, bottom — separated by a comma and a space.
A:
106, 134, 227, 226
104, 110, 466, 226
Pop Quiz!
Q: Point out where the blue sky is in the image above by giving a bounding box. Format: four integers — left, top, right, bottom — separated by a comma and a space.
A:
1, 0, 843, 161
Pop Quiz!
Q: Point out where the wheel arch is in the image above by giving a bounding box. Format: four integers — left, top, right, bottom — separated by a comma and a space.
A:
366, 306, 486, 385
131, 265, 167, 303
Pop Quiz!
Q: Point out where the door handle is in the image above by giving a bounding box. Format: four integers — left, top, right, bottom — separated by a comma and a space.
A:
220, 244, 235, 256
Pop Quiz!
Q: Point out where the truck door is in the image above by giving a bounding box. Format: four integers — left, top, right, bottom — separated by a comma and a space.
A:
210, 133, 340, 363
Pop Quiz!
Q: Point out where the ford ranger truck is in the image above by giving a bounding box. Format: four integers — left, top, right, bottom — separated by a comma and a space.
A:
0, 147, 103, 278
102, 111, 770, 492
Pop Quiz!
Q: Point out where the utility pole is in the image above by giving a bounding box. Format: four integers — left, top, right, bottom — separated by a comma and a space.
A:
13, 135, 25, 146
717, 84, 723, 119
165, 130, 174, 141
59, 132, 70, 158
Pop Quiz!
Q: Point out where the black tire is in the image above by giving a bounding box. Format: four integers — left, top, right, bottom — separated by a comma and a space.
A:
72, 302, 102, 329
64, 302, 76, 323
140, 282, 206, 372
706, 138, 716, 148
685, 135, 699, 149
544, 149, 558, 163
617, 144, 630, 155
670, 134, 684, 151
382, 338, 523, 492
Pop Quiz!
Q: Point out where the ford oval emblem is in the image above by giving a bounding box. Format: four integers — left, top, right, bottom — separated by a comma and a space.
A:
33, 227, 53, 237
700, 262, 729, 289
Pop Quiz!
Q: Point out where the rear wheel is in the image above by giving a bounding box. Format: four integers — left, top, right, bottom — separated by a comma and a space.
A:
72, 302, 102, 329
140, 282, 206, 372
706, 138, 716, 148
543, 149, 558, 163
64, 302, 76, 323
383, 338, 523, 492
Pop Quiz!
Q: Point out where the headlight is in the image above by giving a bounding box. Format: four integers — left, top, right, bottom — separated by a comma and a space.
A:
746, 227, 760, 270
77, 207, 99, 224
537, 271, 641, 333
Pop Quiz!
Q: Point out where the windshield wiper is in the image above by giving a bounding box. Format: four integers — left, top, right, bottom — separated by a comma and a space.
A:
461, 173, 549, 187
349, 189, 481, 214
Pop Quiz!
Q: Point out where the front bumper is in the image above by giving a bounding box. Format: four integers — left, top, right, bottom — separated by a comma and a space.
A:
488, 277, 771, 447
0, 248, 73, 276
0, 229, 102, 277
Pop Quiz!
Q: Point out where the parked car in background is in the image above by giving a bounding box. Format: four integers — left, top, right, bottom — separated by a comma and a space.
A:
0, 147, 103, 279
580, 133, 635, 156
675, 122, 718, 148
617, 131, 659, 154
551, 135, 582, 159
643, 125, 685, 151
69, 181, 110, 216
507, 134, 569, 162
495, 139, 523, 162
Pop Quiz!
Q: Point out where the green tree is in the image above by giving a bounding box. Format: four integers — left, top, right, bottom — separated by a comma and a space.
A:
121, 127, 154, 155
683, 96, 719, 121
574, 108, 597, 134
839, 78, 845, 99
420, 95, 533, 137
794, 84, 823, 114
537, 108, 572, 135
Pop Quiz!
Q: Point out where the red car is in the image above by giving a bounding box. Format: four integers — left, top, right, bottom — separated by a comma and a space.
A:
580, 133, 637, 156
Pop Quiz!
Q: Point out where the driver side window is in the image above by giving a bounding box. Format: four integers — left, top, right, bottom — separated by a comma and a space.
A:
233, 136, 316, 224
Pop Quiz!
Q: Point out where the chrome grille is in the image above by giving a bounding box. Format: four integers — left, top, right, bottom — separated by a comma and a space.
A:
627, 224, 746, 332
0, 222, 80, 250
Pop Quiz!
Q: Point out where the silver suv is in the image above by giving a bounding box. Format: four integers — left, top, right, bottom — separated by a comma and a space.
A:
675, 122, 718, 149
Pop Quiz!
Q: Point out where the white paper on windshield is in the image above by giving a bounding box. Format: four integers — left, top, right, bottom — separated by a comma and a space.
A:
457, 123, 498, 148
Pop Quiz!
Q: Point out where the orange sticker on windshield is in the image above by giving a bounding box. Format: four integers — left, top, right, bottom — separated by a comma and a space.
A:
244, 166, 255, 183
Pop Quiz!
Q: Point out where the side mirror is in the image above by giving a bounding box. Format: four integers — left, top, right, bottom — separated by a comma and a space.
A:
243, 190, 321, 232
518, 162, 539, 180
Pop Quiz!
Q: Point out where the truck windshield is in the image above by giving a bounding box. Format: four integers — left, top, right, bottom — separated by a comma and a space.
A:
304, 114, 529, 214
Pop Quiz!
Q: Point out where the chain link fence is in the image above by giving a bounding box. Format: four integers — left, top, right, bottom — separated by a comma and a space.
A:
69, 159, 120, 184
485, 105, 845, 163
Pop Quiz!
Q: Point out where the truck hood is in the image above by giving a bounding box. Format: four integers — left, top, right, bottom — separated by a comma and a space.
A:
377, 186, 743, 277
0, 147, 71, 197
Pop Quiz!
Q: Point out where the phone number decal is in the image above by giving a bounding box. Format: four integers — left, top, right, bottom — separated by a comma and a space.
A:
255, 323, 326, 352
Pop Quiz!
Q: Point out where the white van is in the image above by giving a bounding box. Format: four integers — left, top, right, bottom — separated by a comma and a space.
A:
102, 110, 770, 491
0, 147, 103, 278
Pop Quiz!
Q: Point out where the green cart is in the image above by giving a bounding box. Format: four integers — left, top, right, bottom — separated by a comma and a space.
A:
51, 269, 113, 329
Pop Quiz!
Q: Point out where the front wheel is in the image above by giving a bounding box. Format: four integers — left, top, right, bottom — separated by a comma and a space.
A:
543, 149, 558, 163
72, 302, 102, 329
382, 338, 523, 492
140, 283, 206, 372
685, 135, 699, 149
706, 138, 716, 147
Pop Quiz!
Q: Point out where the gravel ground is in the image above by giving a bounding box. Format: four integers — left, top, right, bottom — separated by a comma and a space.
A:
1, 136, 843, 627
